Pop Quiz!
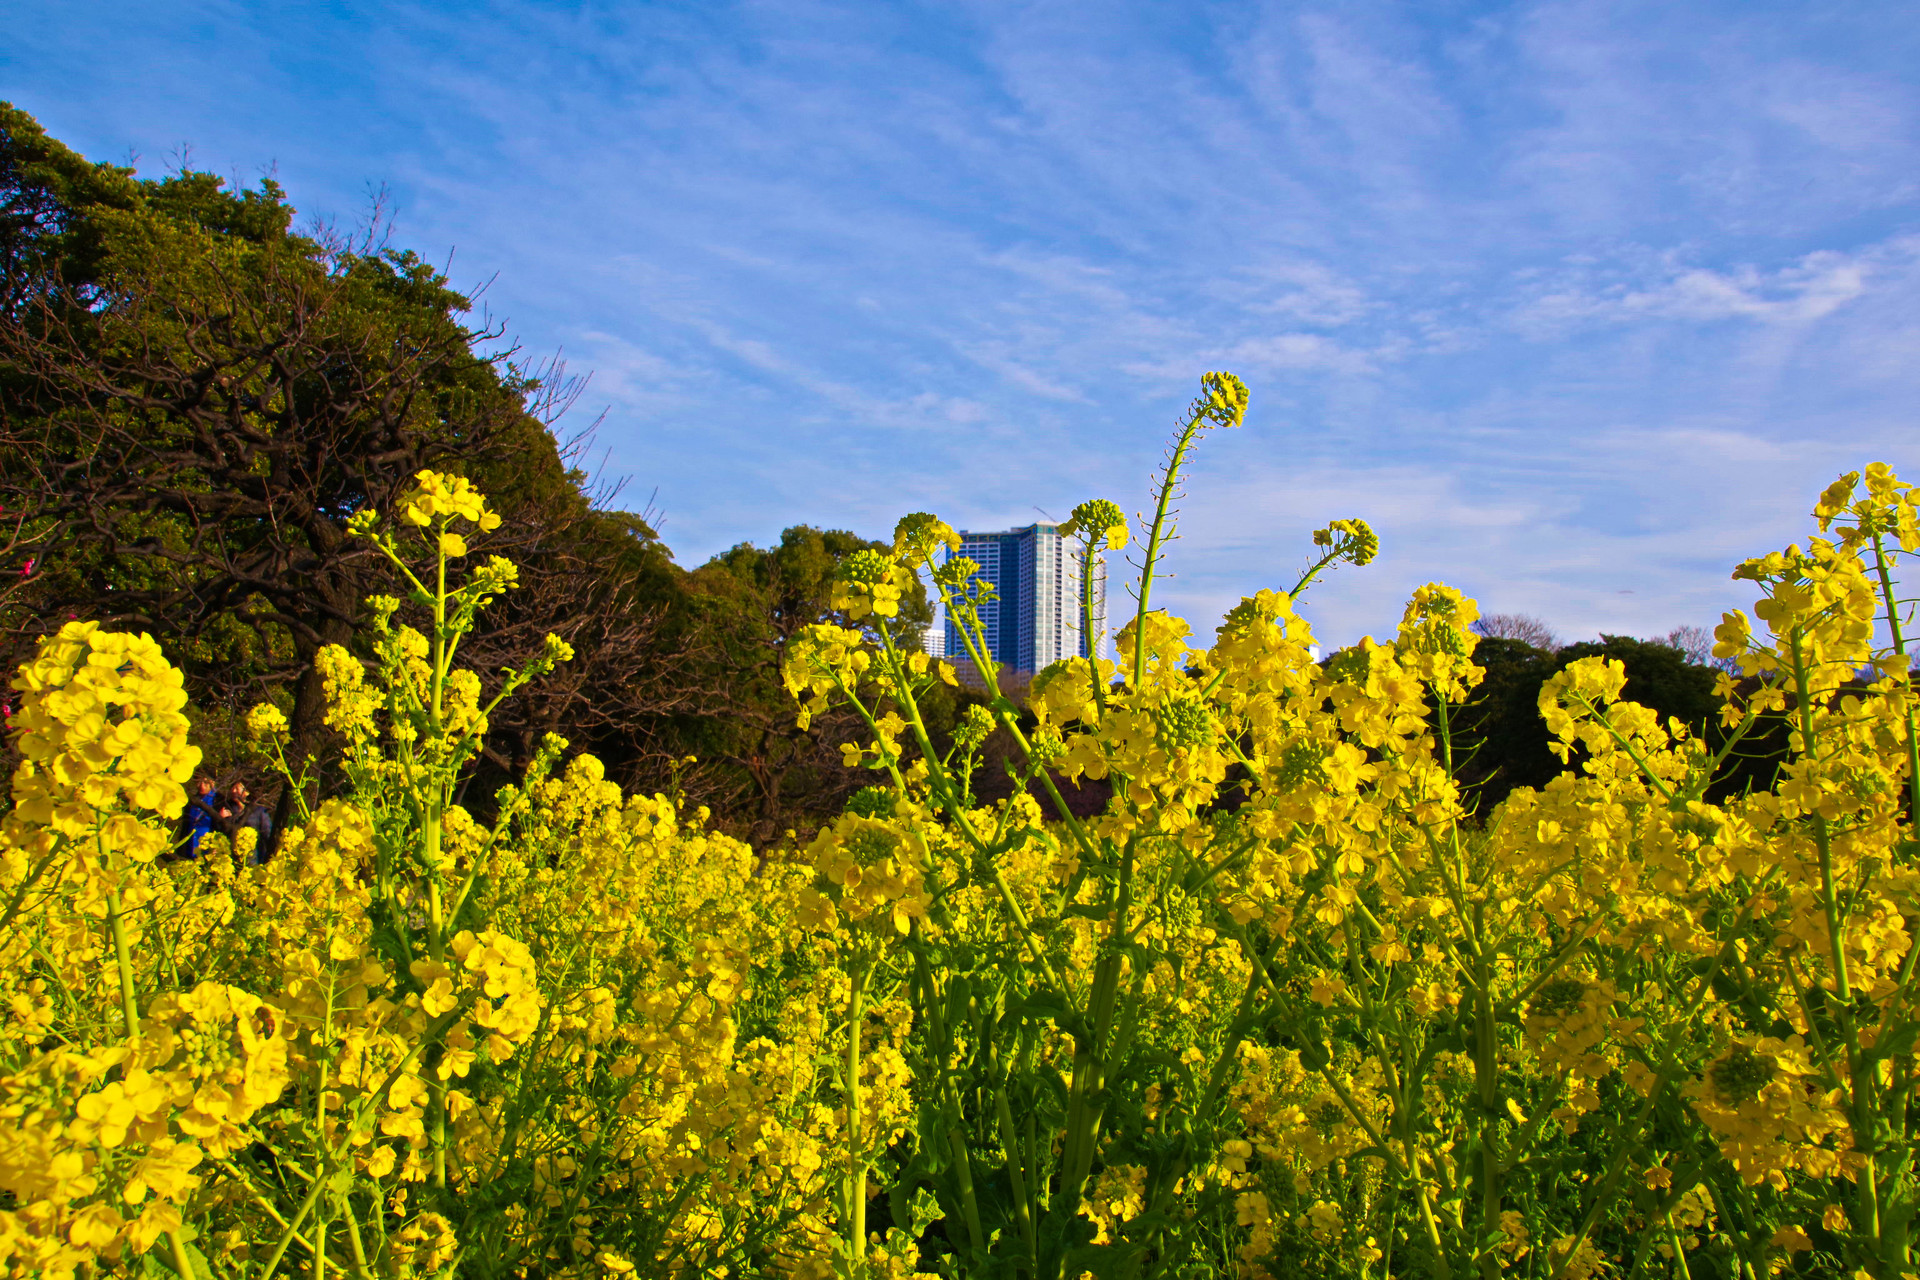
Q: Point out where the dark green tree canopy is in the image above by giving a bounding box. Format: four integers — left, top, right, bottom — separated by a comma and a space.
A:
1450, 632, 1787, 816
0, 103, 662, 809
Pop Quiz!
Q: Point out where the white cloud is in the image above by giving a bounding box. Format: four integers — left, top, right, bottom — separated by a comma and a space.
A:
1512, 244, 1892, 333
11, 0, 1919, 606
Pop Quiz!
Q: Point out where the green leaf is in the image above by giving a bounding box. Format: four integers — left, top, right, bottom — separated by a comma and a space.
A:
908, 1185, 946, 1237
1876, 1020, 1920, 1059
1018, 990, 1071, 1023
1062, 1241, 1146, 1280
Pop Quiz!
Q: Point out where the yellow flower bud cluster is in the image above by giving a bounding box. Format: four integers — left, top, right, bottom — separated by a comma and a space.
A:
1062, 498, 1128, 551
1814, 461, 1919, 550
891, 512, 962, 566
783, 623, 874, 730
7, 622, 200, 830
1311, 517, 1378, 568
1395, 582, 1482, 702
831, 549, 914, 622
1194, 370, 1250, 428
244, 702, 290, 743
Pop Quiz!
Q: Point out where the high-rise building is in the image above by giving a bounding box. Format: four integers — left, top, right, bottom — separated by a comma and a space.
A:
936, 523, 1106, 674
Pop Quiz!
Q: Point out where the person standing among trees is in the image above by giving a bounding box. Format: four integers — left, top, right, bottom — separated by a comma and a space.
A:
222, 781, 276, 864
177, 775, 223, 860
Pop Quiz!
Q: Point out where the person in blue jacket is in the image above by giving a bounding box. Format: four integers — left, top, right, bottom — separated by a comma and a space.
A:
179, 775, 223, 860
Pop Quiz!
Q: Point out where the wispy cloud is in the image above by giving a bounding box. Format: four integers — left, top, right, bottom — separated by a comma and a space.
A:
8, 0, 1919, 644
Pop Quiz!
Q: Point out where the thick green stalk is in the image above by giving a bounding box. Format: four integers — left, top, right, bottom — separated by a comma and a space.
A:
996, 1086, 1039, 1273
1546, 927, 1752, 1279
106, 880, 211, 1280
1427, 682, 1504, 1276
1669, 1215, 1695, 1280
167, 1218, 200, 1280
105, 888, 140, 1038
947, 1126, 987, 1259
846, 961, 870, 1276
1051, 841, 1137, 1265
1079, 537, 1106, 712
1471, 908, 1500, 1280
1784, 621, 1885, 1245
257, 1169, 331, 1280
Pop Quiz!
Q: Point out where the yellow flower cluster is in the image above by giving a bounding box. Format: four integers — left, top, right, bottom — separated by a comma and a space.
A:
742, 384, 1920, 1279
831, 549, 917, 622
15, 418, 1920, 1278
399, 469, 503, 548
799, 812, 934, 936
6, 622, 198, 837
0, 483, 858, 1280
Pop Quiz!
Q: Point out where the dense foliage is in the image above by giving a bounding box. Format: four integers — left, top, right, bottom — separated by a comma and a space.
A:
1451, 635, 1791, 815
0, 104, 942, 838
5, 352, 1920, 1280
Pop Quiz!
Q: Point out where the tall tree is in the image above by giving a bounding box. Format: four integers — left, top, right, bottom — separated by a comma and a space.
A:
682, 525, 942, 841
0, 104, 616, 807
0, 106, 941, 840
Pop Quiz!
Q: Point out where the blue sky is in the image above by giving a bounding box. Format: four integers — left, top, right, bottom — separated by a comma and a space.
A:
8, 1, 1918, 648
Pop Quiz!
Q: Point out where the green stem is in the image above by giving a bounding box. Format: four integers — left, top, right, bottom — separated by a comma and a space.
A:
1472, 905, 1500, 1280
1546, 923, 1750, 1280
1868, 530, 1920, 823
1130, 408, 1208, 689
1079, 536, 1107, 712
947, 1125, 987, 1259
863, 627, 1073, 993
257, 1168, 330, 1280
1669, 1213, 1695, 1280
846, 959, 870, 1276
996, 1085, 1039, 1273
0, 842, 67, 936
1052, 845, 1143, 1261
105, 887, 139, 1038
167, 1229, 199, 1280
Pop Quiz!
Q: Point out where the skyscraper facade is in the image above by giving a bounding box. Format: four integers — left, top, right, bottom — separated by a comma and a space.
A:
939, 523, 1106, 673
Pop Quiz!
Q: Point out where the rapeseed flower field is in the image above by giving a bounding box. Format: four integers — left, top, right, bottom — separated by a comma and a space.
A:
5, 375, 1920, 1279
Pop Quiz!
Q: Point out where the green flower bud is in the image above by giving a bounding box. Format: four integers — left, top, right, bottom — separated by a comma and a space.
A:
1063, 499, 1129, 551
953, 703, 995, 749
840, 548, 896, 586
1156, 697, 1216, 752
1313, 518, 1379, 568
847, 785, 897, 819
